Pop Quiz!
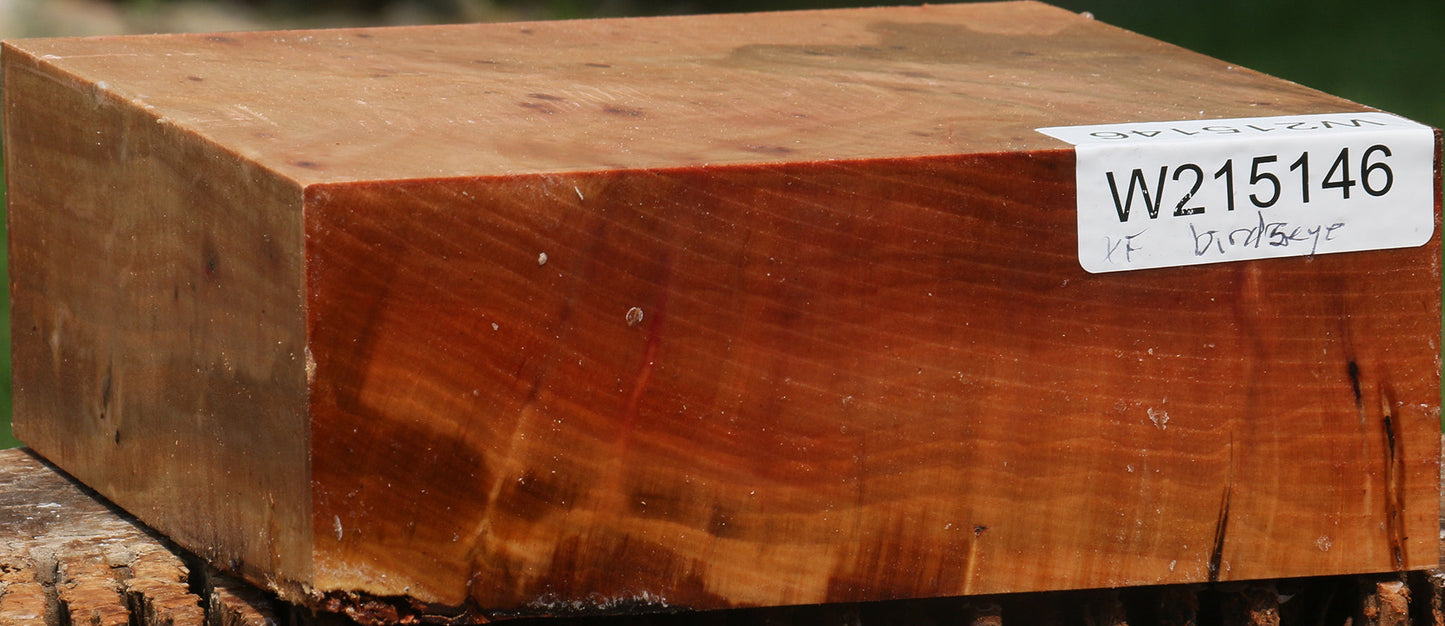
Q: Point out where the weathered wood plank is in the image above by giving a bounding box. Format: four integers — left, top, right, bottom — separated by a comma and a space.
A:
0, 565, 51, 625
0, 449, 287, 626
1358, 577, 1412, 626
4, 2, 1441, 621
204, 572, 282, 626
56, 552, 130, 626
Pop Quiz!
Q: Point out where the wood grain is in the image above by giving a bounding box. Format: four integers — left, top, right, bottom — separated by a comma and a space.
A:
3, 40, 312, 594
4, 2, 1441, 621
303, 151, 1441, 613
1, 3, 1360, 185
0, 449, 218, 625
8, 446, 1445, 626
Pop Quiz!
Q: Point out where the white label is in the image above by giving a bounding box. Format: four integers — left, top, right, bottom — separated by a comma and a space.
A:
1037, 112, 1436, 273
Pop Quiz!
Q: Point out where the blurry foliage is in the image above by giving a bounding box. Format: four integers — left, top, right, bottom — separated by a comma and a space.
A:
1, 0, 1441, 447
1053, 0, 1445, 130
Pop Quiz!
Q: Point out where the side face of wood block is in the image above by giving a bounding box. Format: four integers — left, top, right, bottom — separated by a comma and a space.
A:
304, 159, 1442, 611
4, 2, 1441, 619
2, 47, 313, 589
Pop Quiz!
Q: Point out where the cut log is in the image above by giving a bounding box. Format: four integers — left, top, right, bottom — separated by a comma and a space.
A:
3, 2, 1441, 621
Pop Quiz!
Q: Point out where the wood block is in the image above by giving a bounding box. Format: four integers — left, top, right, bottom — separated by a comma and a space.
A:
4, 2, 1441, 620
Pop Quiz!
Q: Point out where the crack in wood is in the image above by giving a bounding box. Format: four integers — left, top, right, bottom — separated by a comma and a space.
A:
1209, 437, 1235, 584
1381, 383, 1407, 571
1349, 359, 1364, 413
1209, 483, 1232, 584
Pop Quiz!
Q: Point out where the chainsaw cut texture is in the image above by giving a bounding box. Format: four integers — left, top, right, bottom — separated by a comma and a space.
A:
3, 1, 1440, 620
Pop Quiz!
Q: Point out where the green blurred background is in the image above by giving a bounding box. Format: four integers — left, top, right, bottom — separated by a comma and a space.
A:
0, 0, 1441, 449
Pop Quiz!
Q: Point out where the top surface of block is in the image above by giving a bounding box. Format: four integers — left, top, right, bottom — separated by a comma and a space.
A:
3, 1, 1364, 185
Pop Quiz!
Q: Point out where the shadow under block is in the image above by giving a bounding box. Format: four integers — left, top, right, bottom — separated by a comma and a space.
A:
3, 1, 1441, 620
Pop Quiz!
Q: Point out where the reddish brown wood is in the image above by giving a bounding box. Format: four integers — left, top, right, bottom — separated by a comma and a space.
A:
11, 445, 1445, 625
3, 2, 1440, 621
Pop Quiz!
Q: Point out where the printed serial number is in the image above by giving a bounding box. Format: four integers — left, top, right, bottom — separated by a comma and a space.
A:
1038, 112, 1434, 273
1105, 145, 1395, 223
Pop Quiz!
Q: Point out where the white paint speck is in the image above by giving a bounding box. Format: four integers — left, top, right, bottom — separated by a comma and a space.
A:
537, 252, 548, 266
625, 306, 644, 327
333, 515, 343, 541
1147, 407, 1170, 430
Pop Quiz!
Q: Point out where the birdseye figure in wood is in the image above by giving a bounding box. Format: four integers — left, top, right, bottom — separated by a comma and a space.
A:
2, 2, 1440, 622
